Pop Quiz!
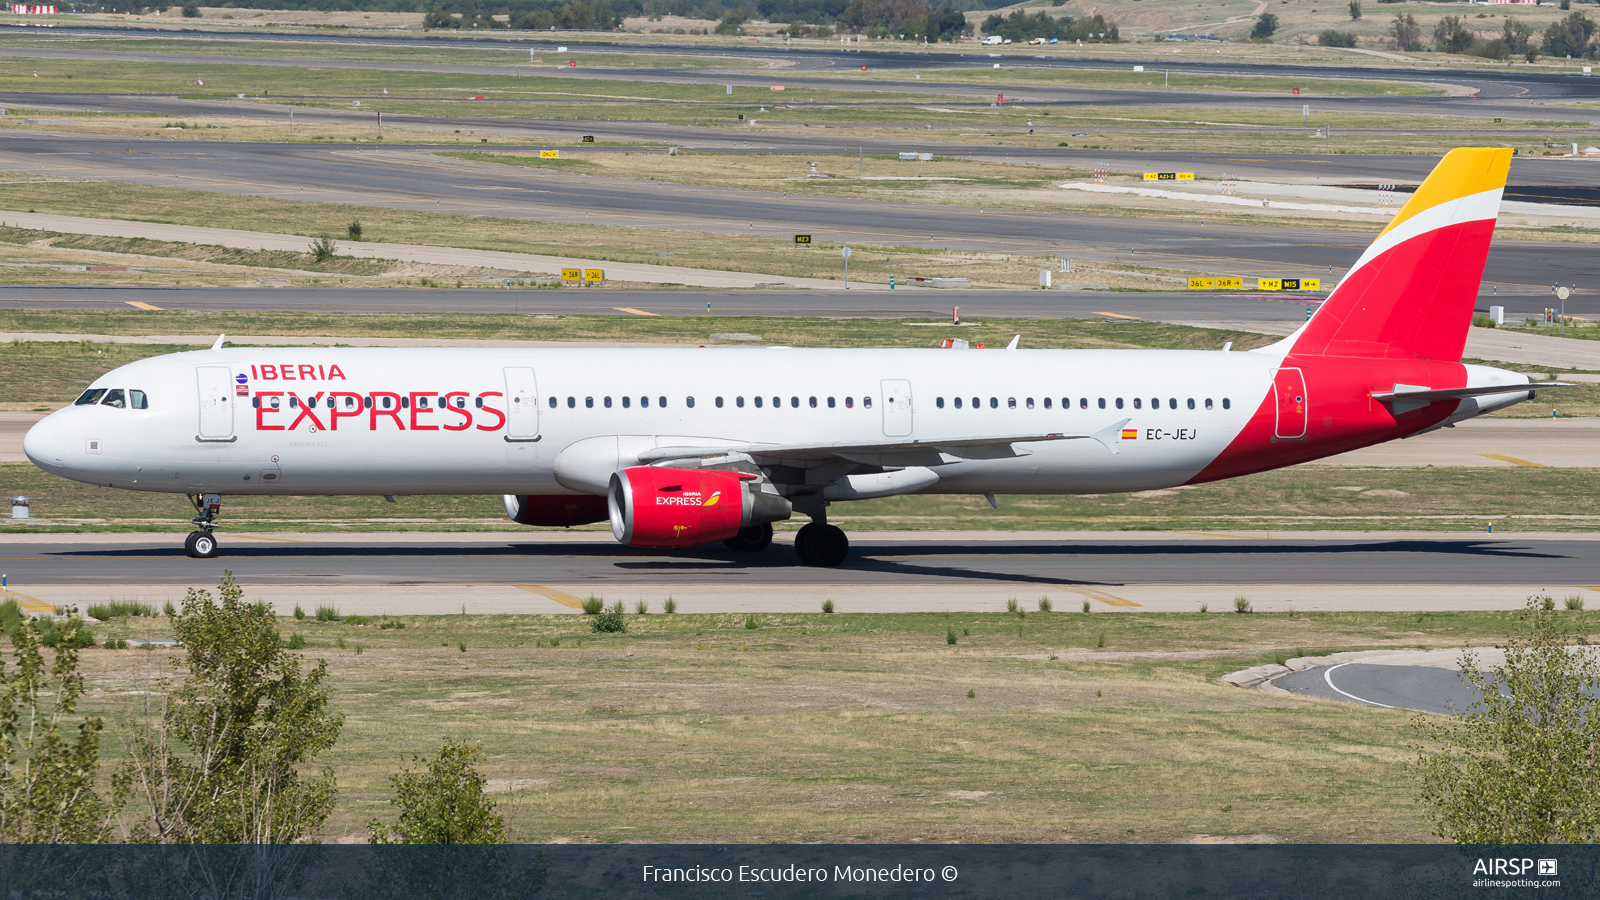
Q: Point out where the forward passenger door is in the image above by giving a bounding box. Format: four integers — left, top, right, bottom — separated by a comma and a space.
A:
881, 379, 913, 437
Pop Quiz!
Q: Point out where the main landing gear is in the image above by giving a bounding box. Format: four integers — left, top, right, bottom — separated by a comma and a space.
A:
185, 493, 221, 559
793, 520, 848, 568
723, 522, 774, 553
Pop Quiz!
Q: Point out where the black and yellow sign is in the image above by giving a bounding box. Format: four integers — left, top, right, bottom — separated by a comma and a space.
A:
581, 135, 595, 143
561, 268, 582, 282
794, 234, 812, 245
583, 269, 604, 282
1189, 276, 1244, 290
1257, 277, 1320, 292
1143, 172, 1194, 181
539, 149, 559, 159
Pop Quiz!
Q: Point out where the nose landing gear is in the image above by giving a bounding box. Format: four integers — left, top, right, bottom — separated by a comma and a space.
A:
185, 493, 221, 559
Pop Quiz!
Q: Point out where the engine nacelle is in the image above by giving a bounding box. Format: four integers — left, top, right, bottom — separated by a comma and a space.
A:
608, 467, 791, 548
503, 494, 609, 527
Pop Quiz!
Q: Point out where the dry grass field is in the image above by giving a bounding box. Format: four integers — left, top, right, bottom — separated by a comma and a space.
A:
72, 605, 1596, 844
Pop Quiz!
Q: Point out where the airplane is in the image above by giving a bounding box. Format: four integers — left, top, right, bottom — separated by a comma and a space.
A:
24, 148, 1557, 565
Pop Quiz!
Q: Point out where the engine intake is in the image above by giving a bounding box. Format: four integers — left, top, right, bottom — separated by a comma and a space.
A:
608, 467, 791, 548
503, 494, 609, 527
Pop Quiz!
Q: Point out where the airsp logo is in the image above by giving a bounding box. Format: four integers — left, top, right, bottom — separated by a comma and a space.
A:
1539, 859, 1558, 877
1472, 858, 1555, 876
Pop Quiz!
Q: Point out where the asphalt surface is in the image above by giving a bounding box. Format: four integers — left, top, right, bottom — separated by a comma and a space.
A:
2, 284, 1587, 319
1276, 663, 1492, 715
6, 135, 1598, 293
1, 534, 1591, 588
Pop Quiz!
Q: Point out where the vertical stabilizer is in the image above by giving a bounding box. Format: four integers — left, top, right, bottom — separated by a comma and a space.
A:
1289, 148, 1511, 362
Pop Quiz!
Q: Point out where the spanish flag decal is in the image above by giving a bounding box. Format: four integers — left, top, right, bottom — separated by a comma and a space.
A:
1121, 429, 1138, 440
703, 491, 721, 507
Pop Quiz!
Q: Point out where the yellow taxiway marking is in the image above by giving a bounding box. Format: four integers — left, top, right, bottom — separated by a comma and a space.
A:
1091, 311, 1140, 320
1582, 586, 1600, 593
1480, 453, 1546, 468
0, 587, 57, 614
515, 584, 586, 609
123, 301, 164, 311
229, 534, 310, 543
1067, 587, 1141, 608
613, 307, 659, 317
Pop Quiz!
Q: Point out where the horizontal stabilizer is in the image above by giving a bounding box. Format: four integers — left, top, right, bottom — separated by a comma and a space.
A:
1371, 383, 1569, 404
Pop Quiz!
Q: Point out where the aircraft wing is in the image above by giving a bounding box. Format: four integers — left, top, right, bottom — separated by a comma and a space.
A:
637, 419, 1132, 465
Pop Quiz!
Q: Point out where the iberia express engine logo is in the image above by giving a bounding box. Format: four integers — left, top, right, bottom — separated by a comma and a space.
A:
656, 490, 720, 507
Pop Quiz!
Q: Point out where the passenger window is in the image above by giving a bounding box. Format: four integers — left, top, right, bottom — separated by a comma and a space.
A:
809, 396, 817, 408
368, 397, 376, 410
567, 397, 576, 408
130, 390, 148, 409
1078, 398, 1086, 409
1133, 398, 1141, 409
954, 397, 962, 409
74, 389, 106, 406
686, 396, 695, 408
936, 397, 945, 409
792, 397, 800, 408
270, 397, 281, 409
1043, 398, 1052, 409
400, 397, 409, 409
1027, 398, 1035, 409
289, 396, 299, 409
251, 397, 260, 409
971, 397, 979, 409
844, 397, 853, 408
1205, 398, 1213, 410
586, 397, 594, 408
548, 396, 557, 408
455, 397, 466, 409
1223, 398, 1231, 409
1097, 398, 1106, 409
1007, 398, 1016, 409
754, 396, 764, 408
827, 397, 836, 408
864, 397, 872, 409
1151, 398, 1159, 409
639, 396, 647, 408
715, 397, 724, 408
659, 396, 667, 408
623, 396, 631, 408
1116, 398, 1124, 409
988, 397, 997, 409
1187, 398, 1195, 410
604, 397, 612, 408
102, 389, 126, 409
309, 396, 320, 409
737, 396, 745, 408
347, 396, 358, 409
1169, 398, 1177, 409
773, 396, 781, 408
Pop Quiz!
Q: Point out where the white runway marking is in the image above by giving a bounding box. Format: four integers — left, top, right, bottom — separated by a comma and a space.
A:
1322, 663, 1396, 708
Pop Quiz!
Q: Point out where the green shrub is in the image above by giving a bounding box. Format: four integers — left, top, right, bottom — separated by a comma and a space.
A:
1234, 595, 1253, 614
310, 234, 337, 262
335, 636, 347, 650
1318, 28, 1357, 47
634, 600, 649, 615
946, 627, 957, 645
286, 633, 305, 649
458, 641, 467, 652
87, 601, 157, 620
663, 597, 677, 614
581, 596, 604, 615
591, 603, 628, 634
744, 615, 758, 630
966, 688, 975, 698
1472, 314, 1498, 329
293, 604, 305, 620
104, 638, 128, 650
1005, 598, 1019, 614
347, 220, 363, 241
1541, 595, 1556, 611
1037, 596, 1052, 613
344, 615, 371, 626
821, 599, 834, 614
315, 605, 341, 622
1096, 631, 1106, 648
1081, 599, 1091, 613
1565, 595, 1586, 611
379, 620, 406, 630
164, 600, 177, 617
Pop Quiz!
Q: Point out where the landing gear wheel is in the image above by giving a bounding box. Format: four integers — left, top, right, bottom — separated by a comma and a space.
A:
805, 524, 849, 568
185, 531, 218, 559
792, 523, 817, 566
723, 522, 774, 552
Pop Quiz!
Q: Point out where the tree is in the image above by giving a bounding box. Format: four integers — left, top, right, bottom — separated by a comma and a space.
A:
1433, 14, 1475, 54
368, 739, 505, 844
1319, 29, 1357, 48
1348, 0, 1360, 21
713, 11, 742, 34
180, 3, 197, 17
423, 6, 455, 27
0, 613, 118, 843
1543, 11, 1596, 59
1411, 595, 1600, 843
1504, 16, 1537, 61
1250, 12, 1278, 40
1391, 13, 1422, 51
121, 572, 343, 843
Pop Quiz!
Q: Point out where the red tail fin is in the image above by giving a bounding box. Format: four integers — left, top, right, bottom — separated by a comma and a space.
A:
1289, 148, 1511, 362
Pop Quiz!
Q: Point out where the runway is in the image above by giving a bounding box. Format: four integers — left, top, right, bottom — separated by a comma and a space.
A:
3, 136, 1597, 293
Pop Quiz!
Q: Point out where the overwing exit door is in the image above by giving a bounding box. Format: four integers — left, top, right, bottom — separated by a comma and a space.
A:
881, 379, 913, 437
1273, 367, 1307, 441
504, 367, 541, 441
196, 366, 234, 441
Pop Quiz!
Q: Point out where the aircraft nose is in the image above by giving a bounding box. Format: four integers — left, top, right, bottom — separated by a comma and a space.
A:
23, 413, 67, 469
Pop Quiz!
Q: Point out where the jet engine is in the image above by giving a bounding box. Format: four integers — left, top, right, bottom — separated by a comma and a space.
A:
504, 494, 609, 527
608, 467, 791, 548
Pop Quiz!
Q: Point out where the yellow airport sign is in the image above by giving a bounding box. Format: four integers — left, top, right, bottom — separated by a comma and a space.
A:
1143, 172, 1194, 181
1301, 278, 1321, 291
561, 268, 582, 281
583, 269, 604, 282
540, 149, 560, 159
1258, 278, 1282, 291
1188, 277, 1215, 290
1216, 276, 1243, 290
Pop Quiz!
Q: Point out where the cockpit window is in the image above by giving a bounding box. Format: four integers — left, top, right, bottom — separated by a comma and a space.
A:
75, 389, 106, 406
129, 390, 148, 410
101, 389, 126, 409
